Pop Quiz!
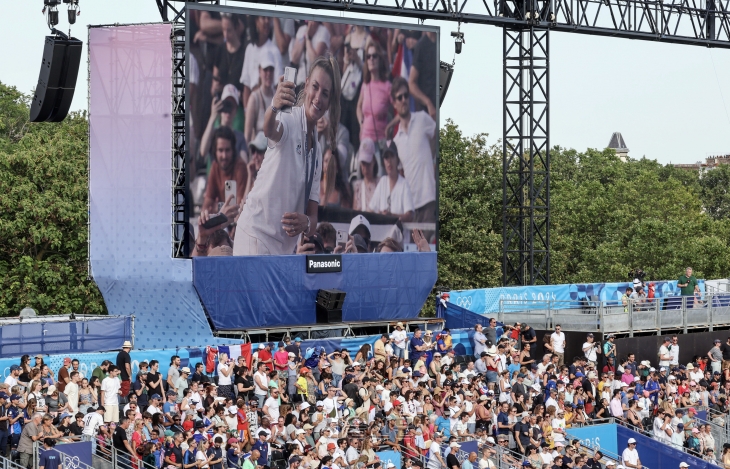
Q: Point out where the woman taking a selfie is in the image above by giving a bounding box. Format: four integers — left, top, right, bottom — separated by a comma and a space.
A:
234, 55, 341, 256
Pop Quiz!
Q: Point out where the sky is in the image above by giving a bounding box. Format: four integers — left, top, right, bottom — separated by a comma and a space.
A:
2, 0, 729, 164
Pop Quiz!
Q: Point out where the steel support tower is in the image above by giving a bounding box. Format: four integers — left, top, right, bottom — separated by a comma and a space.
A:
157, 0, 730, 284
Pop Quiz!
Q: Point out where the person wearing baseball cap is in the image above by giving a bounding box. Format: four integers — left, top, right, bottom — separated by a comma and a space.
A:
622, 438, 641, 469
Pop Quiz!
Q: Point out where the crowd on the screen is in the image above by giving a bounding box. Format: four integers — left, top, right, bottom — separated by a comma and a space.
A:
188, 11, 439, 255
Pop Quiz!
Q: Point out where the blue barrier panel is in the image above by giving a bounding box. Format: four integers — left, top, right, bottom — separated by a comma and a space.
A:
459, 441, 479, 455
55, 441, 93, 468
566, 424, 618, 455
376, 450, 402, 468
616, 423, 712, 469
448, 280, 705, 315
0, 317, 132, 358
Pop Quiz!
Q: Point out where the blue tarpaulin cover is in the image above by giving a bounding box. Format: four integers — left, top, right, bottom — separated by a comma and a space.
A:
193, 252, 437, 330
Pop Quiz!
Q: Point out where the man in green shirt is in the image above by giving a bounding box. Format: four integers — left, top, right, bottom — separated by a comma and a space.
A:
678, 267, 698, 296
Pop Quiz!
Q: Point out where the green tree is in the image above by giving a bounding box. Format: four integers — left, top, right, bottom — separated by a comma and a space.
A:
700, 164, 730, 220
0, 82, 105, 315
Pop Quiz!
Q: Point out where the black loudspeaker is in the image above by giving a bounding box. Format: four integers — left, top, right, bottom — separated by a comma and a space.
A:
439, 61, 454, 107
30, 34, 83, 123
316, 289, 346, 324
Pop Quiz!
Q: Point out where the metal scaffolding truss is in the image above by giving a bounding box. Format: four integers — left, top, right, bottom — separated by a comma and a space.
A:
157, 0, 730, 283
502, 27, 550, 286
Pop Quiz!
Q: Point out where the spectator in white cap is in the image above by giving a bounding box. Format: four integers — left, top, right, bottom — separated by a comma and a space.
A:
679, 463, 689, 468
352, 138, 378, 212
621, 438, 641, 469
245, 49, 277, 145
348, 214, 371, 245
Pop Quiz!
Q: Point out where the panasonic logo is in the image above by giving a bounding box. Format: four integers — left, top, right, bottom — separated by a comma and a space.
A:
309, 259, 341, 269
306, 255, 343, 273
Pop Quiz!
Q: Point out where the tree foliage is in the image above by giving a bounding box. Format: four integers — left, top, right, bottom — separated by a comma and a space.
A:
432, 122, 730, 316
0, 82, 105, 316
700, 163, 730, 221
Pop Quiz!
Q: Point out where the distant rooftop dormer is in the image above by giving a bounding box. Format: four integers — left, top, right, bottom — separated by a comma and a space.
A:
608, 132, 629, 161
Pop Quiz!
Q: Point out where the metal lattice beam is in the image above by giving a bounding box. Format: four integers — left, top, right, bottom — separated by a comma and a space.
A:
159, 0, 730, 48
503, 27, 550, 286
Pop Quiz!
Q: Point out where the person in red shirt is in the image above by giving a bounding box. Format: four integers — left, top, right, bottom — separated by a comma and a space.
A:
257, 343, 274, 373
202, 126, 248, 215
236, 400, 249, 443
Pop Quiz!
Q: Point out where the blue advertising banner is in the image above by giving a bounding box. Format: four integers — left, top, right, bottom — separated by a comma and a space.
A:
566, 424, 618, 455
54, 441, 93, 468
448, 280, 705, 315
376, 450, 402, 469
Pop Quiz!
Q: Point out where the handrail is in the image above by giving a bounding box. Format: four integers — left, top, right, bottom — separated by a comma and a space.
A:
497, 291, 730, 335
0, 455, 31, 469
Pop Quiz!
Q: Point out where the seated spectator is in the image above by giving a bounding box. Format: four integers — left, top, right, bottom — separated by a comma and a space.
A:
368, 143, 414, 222
200, 84, 248, 165
245, 51, 277, 145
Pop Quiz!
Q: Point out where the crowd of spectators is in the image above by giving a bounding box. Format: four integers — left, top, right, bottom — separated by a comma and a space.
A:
7, 321, 730, 469
187, 10, 439, 256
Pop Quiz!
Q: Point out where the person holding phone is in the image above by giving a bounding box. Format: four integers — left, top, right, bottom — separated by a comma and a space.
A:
233, 55, 342, 256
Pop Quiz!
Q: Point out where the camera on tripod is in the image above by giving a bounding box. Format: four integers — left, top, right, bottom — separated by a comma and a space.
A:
628, 268, 647, 281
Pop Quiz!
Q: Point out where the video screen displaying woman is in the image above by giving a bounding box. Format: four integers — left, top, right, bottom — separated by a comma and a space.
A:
187, 8, 439, 256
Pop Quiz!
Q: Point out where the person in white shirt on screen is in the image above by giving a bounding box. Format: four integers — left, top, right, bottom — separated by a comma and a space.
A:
233, 56, 341, 256
389, 76, 437, 225
289, 21, 331, 87
240, 16, 283, 111
368, 142, 414, 222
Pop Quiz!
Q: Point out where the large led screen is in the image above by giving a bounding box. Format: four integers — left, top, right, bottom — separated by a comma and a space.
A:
186, 5, 439, 257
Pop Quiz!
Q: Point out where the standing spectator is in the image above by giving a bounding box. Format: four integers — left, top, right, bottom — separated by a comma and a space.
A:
57, 358, 71, 394
474, 325, 488, 359
550, 325, 566, 366
485, 319, 499, 347
604, 335, 617, 364
101, 366, 122, 423
708, 340, 723, 374
408, 32, 437, 119
113, 417, 134, 468
721, 337, 730, 371
168, 355, 181, 396
65, 372, 80, 414
427, 433, 446, 469
583, 334, 601, 364
621, 438, 642, 469
678, 267, 698, 299
217, 353, 234, 399
289, 21, 331, 87
357, 41, 391, 143
340, 38, 363, 149
658, 337, 672, 369
410, 328, 427, 361
117, 341, 133, 403
18, 412, 43, 468
390, 77, 437, 226
390, 322, 407, 366
670, 336, 680, 367
244, 52, 277, 145
215, 13, 246, 100
520, 324, 537, 360
240, 16, 283, 108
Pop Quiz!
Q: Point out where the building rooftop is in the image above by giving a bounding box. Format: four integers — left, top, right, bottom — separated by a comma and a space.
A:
607, 132, 629, 152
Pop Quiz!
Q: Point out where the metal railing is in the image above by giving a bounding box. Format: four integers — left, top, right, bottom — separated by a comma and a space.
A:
498, 292, 730, 335
0, 455, 30, 469
94, 439, 157, 469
